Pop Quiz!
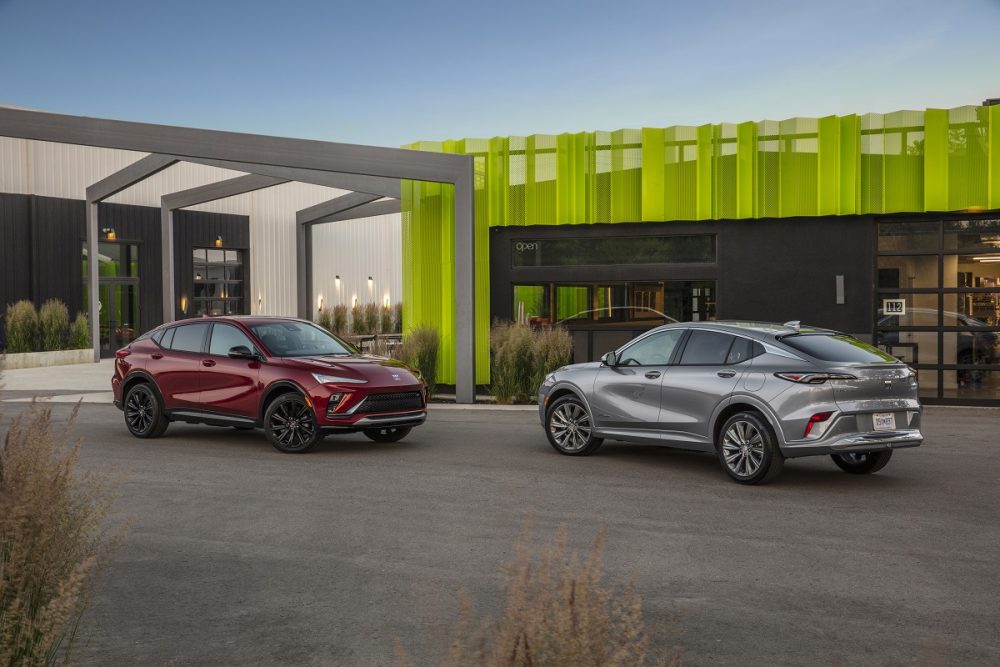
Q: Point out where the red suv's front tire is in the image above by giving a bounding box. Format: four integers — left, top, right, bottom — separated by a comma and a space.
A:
264, 394, 322, 453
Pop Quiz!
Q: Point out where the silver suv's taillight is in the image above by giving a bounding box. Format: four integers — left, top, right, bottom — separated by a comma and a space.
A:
774, 372, 857, 384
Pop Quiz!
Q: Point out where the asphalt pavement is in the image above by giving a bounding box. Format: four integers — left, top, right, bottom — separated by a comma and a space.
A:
1, 401, 998, 666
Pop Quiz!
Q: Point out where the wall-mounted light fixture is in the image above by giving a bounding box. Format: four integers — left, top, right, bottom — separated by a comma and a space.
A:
335, 275, 341, 291
317, 294, 324, 312
101, 227, 116, 240
180, 295, 188, 315
352, 295, 358, 307
257, 292, 263, 312
368, 276, 374, 292
215, 235, 223, 248
195, 272, 202, 281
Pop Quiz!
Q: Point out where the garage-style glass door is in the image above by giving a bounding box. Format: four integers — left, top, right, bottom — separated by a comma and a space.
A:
875, 218, 1000, 404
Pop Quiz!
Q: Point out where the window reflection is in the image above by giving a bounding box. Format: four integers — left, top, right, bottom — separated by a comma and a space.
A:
191, 248, 244, 317
512, 281, 715, 326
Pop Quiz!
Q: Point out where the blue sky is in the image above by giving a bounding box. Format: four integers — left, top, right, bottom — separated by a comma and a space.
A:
1, 0, 998, 147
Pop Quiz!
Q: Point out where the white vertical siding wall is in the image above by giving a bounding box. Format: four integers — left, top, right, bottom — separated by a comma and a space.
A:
0, 138, 402, 320
311, 212, 403, 316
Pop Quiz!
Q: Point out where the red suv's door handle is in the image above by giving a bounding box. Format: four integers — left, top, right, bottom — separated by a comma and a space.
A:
151, 352, 163, 360
202, 359, 216, 367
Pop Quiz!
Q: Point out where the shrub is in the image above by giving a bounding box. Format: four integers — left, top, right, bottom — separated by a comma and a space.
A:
38, 299, 70, 351
0, 404, 125, 665
490, 322, 535, 404
392, 302, 403, 334
491, 324, 574, 404
4, 300, 39, 353
332, 305, 349, 336
69, 313, 91, 350
351, 303, 366, 335
363, 303, 380, 336
396, 524, 680, 667
397, 326, 439, 398
380, 305, 393, 335
317, 308, 333, 333
531, 326, 573, 395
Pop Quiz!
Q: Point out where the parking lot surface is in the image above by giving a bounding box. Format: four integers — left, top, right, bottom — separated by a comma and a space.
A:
2, 401, 998, 665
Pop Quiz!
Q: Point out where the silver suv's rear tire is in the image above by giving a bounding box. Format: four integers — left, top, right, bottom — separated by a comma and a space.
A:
717, 411, 784, 484
831, 450, 893, 474
545, 395, 603, 456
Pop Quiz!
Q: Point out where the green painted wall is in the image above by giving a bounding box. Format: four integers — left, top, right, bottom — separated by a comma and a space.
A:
401, 105, 1000, 384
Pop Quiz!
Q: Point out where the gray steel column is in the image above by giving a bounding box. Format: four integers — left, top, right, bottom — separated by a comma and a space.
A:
453, 159, 476, 404
161, 208, 175, 323
296, 221, 308, 319
85, 201, 100, 361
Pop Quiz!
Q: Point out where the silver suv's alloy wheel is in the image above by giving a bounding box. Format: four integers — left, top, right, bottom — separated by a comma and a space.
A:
544, 396, 604, 457
549, 402, 593, 452
722, 420, 765, 477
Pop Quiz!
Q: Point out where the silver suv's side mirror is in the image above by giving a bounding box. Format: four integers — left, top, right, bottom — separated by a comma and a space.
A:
601, 351, 617, 367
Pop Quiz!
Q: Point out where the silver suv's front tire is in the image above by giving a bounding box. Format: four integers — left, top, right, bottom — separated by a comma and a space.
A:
545, 395, 603, 456
717, 411, 784, 484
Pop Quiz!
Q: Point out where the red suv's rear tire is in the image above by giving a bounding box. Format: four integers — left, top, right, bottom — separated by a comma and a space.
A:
123, 383, 169, 439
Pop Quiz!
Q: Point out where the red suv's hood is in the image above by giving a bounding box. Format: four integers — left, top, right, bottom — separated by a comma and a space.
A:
284, 355, 421, 387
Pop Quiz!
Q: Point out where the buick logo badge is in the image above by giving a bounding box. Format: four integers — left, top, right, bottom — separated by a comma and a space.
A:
392, 373, 401, 381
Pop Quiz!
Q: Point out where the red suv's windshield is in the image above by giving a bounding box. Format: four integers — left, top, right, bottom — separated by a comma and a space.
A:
249, 321, 355, 357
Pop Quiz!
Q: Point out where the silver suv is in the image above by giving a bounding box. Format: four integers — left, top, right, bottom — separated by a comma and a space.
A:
538, 321, 923, 484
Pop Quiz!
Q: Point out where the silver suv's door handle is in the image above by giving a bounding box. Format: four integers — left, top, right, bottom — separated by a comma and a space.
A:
717, 370, 736, 378
645, 370, 662, 379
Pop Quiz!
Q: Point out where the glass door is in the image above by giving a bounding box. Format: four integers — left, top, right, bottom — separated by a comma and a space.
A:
82, 241, 140, 356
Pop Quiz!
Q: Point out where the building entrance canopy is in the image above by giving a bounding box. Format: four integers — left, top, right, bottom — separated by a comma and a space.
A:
0, 106, 477, 403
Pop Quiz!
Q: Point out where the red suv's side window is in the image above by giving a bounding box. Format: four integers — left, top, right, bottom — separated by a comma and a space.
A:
170, 323, 210, 353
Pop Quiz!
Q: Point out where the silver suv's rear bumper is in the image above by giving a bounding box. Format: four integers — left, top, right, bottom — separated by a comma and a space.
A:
781, 429, 923, 458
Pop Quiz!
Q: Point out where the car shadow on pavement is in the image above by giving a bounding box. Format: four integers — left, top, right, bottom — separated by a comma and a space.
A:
593, 442, 914, 489
156, 425, 420, 457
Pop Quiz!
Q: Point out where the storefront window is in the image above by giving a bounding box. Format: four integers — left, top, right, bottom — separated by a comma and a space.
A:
943, 218, 1000, 250
877, 221, 939, 252
513, 280, 716, 326
876, 256, 938, 289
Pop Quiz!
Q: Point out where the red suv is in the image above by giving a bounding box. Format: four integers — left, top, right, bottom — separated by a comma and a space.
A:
111, 317, 427, 453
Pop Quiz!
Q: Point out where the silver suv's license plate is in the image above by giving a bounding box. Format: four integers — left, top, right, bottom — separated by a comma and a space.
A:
873, 412, 896, 431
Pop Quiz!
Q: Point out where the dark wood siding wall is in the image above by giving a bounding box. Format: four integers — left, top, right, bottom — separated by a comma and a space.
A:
172, 209, 251, 320
717, 216, 874, 336
0, 193, 249, 344
489, 216, 876, 340
0, 194, 32, 348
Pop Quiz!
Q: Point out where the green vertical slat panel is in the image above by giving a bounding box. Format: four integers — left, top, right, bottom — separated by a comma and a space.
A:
839, 115, 860, 215
488, 136, 509, 229
573, 133, 589, 223
924, 108, 949, 211
736, 121, 756, 218
817, 115, 839, 216
556, 133, 586, 224
611, 130, 627, 222
663, 127, 683, 220
641, 127, 665, 221
992, 105, 1000, 210
696, 124, 713, 220
524, 135, 538, 226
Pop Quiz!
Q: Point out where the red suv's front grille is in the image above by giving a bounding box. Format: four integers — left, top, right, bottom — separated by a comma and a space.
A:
355, 391, 424, 414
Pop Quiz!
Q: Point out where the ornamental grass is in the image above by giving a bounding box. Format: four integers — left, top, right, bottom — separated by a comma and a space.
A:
0, 403, 125, 665
397, 524, 681, 667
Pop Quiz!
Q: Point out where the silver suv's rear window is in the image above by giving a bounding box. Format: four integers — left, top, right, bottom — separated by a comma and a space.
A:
781, 334, 899, 364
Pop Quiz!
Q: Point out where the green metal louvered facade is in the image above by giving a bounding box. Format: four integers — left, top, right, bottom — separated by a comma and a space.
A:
402, 105, 1000, 385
